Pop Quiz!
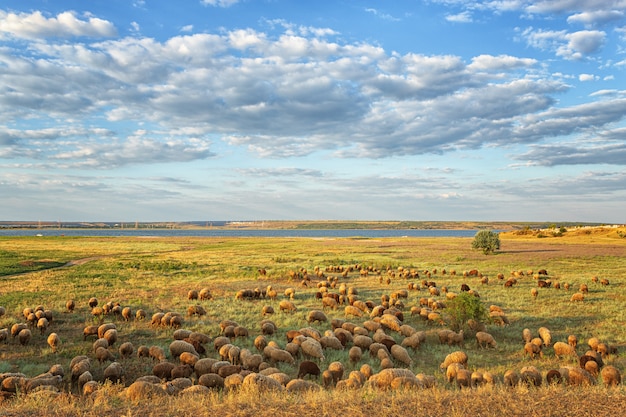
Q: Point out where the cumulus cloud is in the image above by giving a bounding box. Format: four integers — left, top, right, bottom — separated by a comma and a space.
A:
201, 0, 240, 7
520, 27, 606, 59
0, 10, 117, 39
579, 73, 597, 81
445, 11, 473, 23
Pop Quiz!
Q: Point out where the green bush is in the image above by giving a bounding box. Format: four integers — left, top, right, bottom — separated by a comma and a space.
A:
445, 292, 488, 331
471, 230, 500, 254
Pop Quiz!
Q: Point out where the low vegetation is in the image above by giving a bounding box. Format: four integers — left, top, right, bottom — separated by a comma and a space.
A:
0, 226, 625, 415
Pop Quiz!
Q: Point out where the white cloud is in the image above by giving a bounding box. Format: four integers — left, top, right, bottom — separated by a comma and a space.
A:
0, 10, 117, 39
521, 27, 606, 59
445, 12, 473, 23
567, 10, 625, 26
201, 0, 240, 7
578, 73, 597, 81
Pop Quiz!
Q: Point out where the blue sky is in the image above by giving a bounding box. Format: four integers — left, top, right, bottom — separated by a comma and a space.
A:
1, 1, 625, 223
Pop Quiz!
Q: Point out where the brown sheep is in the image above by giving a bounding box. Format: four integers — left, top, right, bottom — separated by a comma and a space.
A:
475, 331, 497, 349
18, 328, 31, 345
520, 366, 542, 387
47, 333, 60, 353
279, 300, 297, 313
601, 365, 621, 387
553, 341, 577, 359
297, 360, 320, 379
119, 342, 134, 359
568, 334, 578, 348
538, 327, 552, 347
524, 342, 542, 359
307, 310, 328, 324
570, 292, 585, 302
546, 369, 564, 385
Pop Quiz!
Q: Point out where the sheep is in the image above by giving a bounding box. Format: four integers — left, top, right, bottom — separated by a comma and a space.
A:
570, 292, 585, 302
307, 310, 328, 324
95, 346, 115, 364
242, 373, 284, 392
199, 288, 212, 300
349, 346, 362, 363
88, 297, 98, 308
530, 288, 538, 299
169, 340, 198, 359
47, 333, 60, 353
149, 345, 167, 362
504, 369, 520, 387
446, 330, 464, 346
568, 334, 578, 348
401, 333, 423, 350
520, 366, 542, 387
11, 323, 28, 340
546, 369, 564, 385
320, 335, 343, 350
103, 328, 118, 347
344, 305, 363, 318
135, 309, 146, 321
297, 360, 321, 379
445, 363, 464, 383
568, 367, 596, 386
370, 368, 417, 390
439, 351, 468, 371
279, 300, 297, 313
125, 380, 166, 401
98, 323, 116, 339
103, 361, 124, 383
300, 338, 325, 361
261, 305, 275, 316
0, 328, 8, 344
601, 365, 621, 387
538, 327, 552, 347
475, 331, 497, 349
553, 341, 577, 359
18, 328, 31, 345
524, 342, 542, 358
119, 342, 134, 359
390, 344, 413, 366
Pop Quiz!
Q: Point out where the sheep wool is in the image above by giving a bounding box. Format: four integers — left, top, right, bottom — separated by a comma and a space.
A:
300, 338, 325, 361
439, 351, 468, 370
601, 365, 621, 387
390, 344, 413, 366
475, 331, 497, 349
553, 341, 577, 359
538, 327, 552, 347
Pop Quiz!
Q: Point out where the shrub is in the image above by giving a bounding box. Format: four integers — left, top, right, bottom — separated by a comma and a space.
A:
471, 230, 500, 254
445, 292, 488, 331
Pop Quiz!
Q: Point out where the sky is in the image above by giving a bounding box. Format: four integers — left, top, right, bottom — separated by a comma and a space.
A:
1, 1, 625, 223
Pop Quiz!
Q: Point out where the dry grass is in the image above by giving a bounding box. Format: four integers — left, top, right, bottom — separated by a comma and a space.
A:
1, 227, 626, 415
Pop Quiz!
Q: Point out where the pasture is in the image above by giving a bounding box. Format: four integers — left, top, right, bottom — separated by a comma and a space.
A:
1, 227, 626, 416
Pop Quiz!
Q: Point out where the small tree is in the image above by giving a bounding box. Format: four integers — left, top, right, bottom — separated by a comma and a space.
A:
445, 292, 488, 331
472, 230, 500, 254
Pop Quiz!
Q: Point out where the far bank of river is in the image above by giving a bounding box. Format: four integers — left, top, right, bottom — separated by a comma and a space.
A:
0, 228, 482, 238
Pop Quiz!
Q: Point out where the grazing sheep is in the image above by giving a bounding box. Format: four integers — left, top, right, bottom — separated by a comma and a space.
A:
570, 292, 585, 302
568, 334, 578, 348
504, 369, 520, 387
47, 333, 60, 353
546, 369, 564, 385
553, 341, 577, 359
445, 363, 464, 383
307, 310, 328, 324
344, 305, 363, 318
475, 331, 497, 349
11, 323, 28, 340
135, 309, 146, 321
601, 365, 621, 387
261, 305, 275, 316
149, 345, 167, 362
530, 288, 538, 299
103, 361, 124, 383
568, 367, 596, 386
390, 344, 413, 366
95, 346, 115, 364
103, 328, 118, 347
125, 380, 166, 401
524, 342, 542, 359
65, 300, 75, 313
97, 323, 116, 339
242, 373, 284, 392
520, 366, 542, 387
300, 338, 325, 361
121, 307, 132, 321
439, 351, 468, 371
18, 328, 31, 345
349, 346, 362, 363
119, 342, 134, 359
88, 297, 98, 308
279, 300, 297, 313
538, 327, 552, 347
297, 361, 321, 379
169, 340, 198, 359
286, 379, 321, 392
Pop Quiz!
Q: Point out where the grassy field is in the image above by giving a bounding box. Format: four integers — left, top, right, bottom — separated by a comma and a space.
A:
1, 226, 626, 415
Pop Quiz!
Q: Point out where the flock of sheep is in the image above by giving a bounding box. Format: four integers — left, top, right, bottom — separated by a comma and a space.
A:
0, 263, 622, 404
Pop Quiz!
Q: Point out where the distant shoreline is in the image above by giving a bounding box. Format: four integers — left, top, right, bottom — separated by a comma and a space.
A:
0, 220, 610, 231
